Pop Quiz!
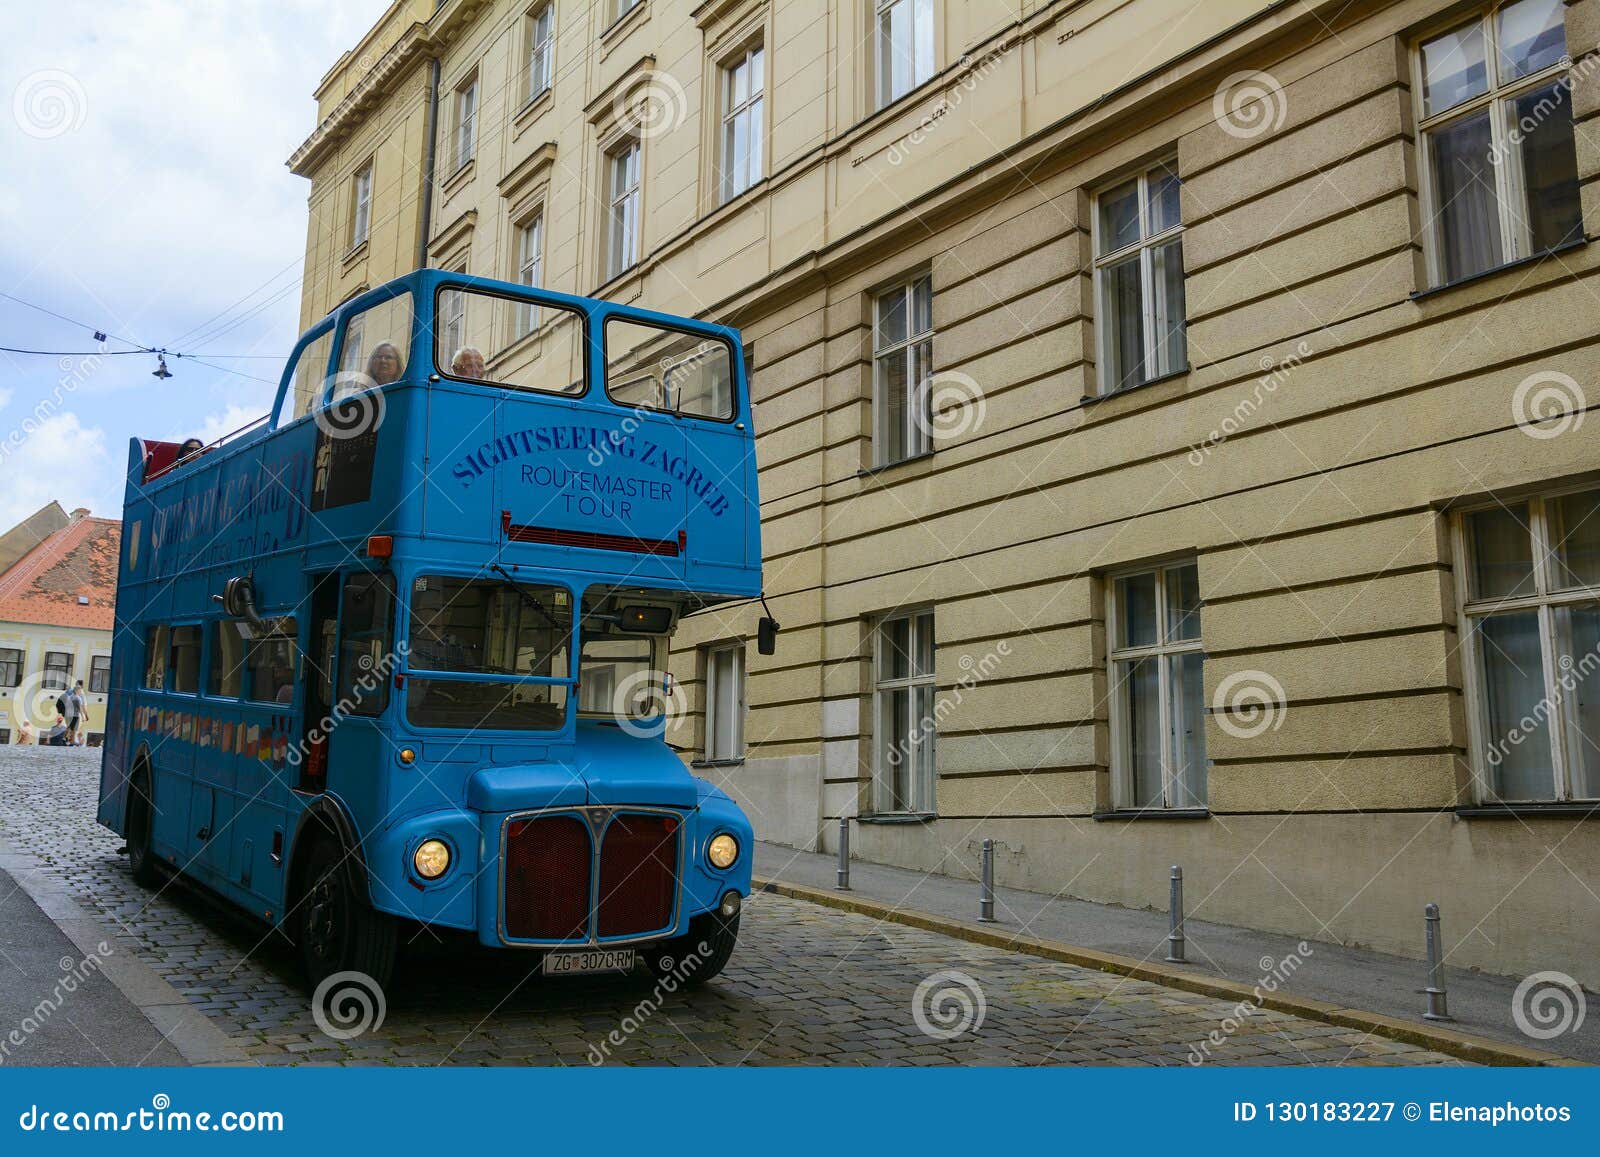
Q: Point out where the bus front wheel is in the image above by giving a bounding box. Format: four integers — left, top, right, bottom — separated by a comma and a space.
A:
295, 837, 397, 992
645, 909, 740, 988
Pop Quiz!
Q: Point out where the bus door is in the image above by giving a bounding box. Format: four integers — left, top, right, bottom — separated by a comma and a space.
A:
300, 572, 342, 796
322, 572, 394, 838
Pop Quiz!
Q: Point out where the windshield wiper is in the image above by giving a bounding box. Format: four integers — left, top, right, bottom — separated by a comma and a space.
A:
489, 564, 564, 633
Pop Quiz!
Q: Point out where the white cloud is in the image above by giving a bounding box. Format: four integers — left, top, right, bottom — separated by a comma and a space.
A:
0, 387, 13, 411
0, 412, 117, 529
194, 402, 272, 447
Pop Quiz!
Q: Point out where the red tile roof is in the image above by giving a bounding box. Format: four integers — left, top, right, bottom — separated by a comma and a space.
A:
0, 515, 121, 631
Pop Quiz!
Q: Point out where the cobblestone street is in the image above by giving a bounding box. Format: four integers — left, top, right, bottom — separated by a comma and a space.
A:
0, 748, 1467, 1067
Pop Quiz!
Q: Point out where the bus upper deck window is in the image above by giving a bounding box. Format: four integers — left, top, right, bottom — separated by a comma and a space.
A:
432, 287, 586, 396
604, 318, 734, 420
275, 330, 334, 428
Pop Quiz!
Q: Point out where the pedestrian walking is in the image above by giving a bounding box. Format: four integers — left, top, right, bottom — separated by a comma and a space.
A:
70, 681, 88, 745
57, 681, 84, 746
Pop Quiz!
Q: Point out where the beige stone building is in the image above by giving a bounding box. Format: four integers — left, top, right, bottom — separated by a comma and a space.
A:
290, 0, 1600, 984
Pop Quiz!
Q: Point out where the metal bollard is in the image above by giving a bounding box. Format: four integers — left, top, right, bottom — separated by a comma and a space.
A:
978, 838, 997, 922
1165, 865, 1186, 962
834, 816, 851, 891
1422, 902, 1453, 1021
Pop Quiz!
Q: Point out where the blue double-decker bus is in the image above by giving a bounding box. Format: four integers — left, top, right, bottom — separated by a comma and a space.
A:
97, 270, 772, 991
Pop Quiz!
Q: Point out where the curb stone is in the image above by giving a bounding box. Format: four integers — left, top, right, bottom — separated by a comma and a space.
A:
755, 877, 1586, 1068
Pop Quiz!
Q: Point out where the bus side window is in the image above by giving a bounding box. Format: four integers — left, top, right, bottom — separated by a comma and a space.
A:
245, 619, 299, 705
207, 621, 247, 697
169, 627, 201, 694
604, 318, 734, 420
144, 625, 169, 690
338, 574, 394, 716
273, 330, 334, 428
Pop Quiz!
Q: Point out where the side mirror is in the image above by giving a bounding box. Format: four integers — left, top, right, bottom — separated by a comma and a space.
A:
216, 576, 265, 630
757, 616, 779, 656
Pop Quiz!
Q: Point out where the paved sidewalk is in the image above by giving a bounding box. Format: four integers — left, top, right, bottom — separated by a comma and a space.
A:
755, 841, 1597, 1064
0, 864, 184, 1066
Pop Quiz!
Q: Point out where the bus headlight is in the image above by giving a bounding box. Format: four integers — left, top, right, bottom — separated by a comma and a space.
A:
413, 838, 451, 880
707, 833, 739, 870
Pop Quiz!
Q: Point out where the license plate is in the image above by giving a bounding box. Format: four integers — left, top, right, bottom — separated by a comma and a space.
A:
541, 948, 636, 976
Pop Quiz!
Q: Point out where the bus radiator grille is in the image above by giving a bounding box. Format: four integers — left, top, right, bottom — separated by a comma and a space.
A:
503, 816, 592, 941
596, 815, 679, 938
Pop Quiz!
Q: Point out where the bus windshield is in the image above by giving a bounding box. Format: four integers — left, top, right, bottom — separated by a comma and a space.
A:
405, 575, 571, 731
576, 593, 673, 723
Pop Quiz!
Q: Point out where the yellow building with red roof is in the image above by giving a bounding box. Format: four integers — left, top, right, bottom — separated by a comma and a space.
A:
0, 507, 120, 744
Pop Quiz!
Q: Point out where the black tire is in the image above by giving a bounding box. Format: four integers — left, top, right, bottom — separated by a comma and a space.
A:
125, 766, 161, 887
644, 908, 740, 988
295, 836, 397, 992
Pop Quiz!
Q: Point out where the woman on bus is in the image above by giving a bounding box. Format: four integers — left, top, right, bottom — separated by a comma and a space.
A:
366, 342, 404, 386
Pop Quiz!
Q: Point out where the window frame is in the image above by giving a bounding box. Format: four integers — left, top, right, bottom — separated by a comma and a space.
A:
871, 607, 938, 816
525, 3, 555, 104
513, 210, 544, 339
453, 73, 479, 173
1105, 559, 1207, 811
605, 138, 642, 280
703, 641, 746, 762
871, 273, 934, 466
875, 0, 935, 109
1454, 486, 1600, 804
719, 44, 765, 203
1412, 1, 1579, 288
0, 647, 21, 689
1091, 158, 1188, 395
350, 159, 373, 250
41, 651, 72, 692
88, 654, 111, 695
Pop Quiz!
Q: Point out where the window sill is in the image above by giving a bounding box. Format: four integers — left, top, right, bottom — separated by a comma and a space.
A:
1410, 237, 1588, 302
1081, 365, 1190, 406
691, 757, 745, 768
340, 239, 369, 271
1092, 807, 1211, 822
441, 158, 476, 198
857, 811, 938, 825
512, 87, 553, 137
857, 450, 935, 478
1455, 801, 1598, 820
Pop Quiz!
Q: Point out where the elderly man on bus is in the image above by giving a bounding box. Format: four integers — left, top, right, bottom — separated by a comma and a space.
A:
450, 347, 485, 380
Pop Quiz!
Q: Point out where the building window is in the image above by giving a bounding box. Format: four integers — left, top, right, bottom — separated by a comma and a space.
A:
614, 0, 641, 22
873, 609, 936, 814
440, 274, 467, 361
720, 45, 764, 202
1416, 0, 1581, 286
453, 74, 478, 172
876, 0, 934, 108
1459, 488, 1600, 803
606, 139, 641, 279
1108, 561, 1206, 810
514, 212, 543, 338
1094, 159, 1187, 393
0, 647, 21, 688
88, 655, 111, 694
41, 651, 71, 691
350, 161, 373, 250
704, 643, 746, 761
526, 4, 554, 102
872, 273, 933, 466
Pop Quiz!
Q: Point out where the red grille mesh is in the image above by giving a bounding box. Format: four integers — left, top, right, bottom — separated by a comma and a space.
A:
596, 815, 679, 937
503, 816, 592, 940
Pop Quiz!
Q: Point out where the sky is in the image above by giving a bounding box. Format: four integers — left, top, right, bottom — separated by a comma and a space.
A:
0, 0, 392, 529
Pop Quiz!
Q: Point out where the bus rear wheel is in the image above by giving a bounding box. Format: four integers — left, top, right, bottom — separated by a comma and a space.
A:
644, 909, 740, 988
295, 837, 397, 993
125, 767, 162, 887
